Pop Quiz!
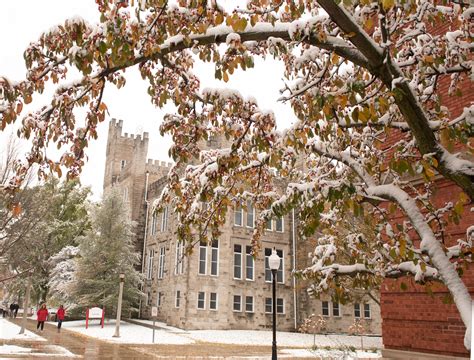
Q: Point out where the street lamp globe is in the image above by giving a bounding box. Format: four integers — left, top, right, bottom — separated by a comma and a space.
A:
119, 273, 125, 281
269, 248, 281, 270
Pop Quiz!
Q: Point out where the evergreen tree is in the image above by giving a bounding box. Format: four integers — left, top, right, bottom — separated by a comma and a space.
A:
4, 179, 90, 303
73, 189, 142, 316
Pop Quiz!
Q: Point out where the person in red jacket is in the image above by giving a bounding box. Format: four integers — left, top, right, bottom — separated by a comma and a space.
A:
36, 303, 48, 331
56, 305, 65, 332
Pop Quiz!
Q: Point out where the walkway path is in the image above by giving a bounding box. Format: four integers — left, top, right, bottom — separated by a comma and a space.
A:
0, 319, 289, 359
3, 318, 155, 359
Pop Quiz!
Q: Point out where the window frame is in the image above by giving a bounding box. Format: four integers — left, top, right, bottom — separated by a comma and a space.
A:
233, 295, 242, 312
332, 302, 341, 317
160, 206, 168, 232
265, 298, 272, 314
322, 301, 329, 317
175, 290, 181, 308
197, 291, 206, 310
198, 241, 207, 275
209, 292, 218, 311
245, 296, 254, 313
157, 247, 165, 279
210, 240, 219, 276
276, 298, 284, 314
275, 216, 284, 232
234, 205, 243, 226
146, 249, 154, 280
245, 246, 254, 281
364, 303, 371, 319
175, 241, 184, 275
233, 244, 243, 280
246, 200, 255, 228
157, 292, 163, 307
151, 212, 158, 235
265, 217, 273, 231
354, 303, 361, 318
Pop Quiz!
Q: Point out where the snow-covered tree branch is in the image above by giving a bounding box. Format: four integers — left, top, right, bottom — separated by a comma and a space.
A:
0, 0, 473, 349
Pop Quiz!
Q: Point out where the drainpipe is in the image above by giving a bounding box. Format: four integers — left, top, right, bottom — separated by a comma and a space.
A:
292, 208, 297, 330
138, 171, 150, 318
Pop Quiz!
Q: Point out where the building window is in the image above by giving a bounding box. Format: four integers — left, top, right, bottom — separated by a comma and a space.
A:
364, 303, 371, 319
147, 292, 151, 306
197, 292, 205, 310
234, 205, 243, 226
161, 206, 168, 232
233, 295, 242, 312
175, 291, 181, 308
275, 216, 284, 232
322, 301, 329, 316
245, 246, 254, 281
276, 298, 284, 314
233, 244, 242, 279
265, 216, 272, 231
198, 241, 207, 275
265, 298, 272, 313
210, 292, 218, 311
264, 248, 283, 283
211, 240, 219, 276
175, 241, 184, 275
120, 160, 126, 170
146, 249, 154, 280
246, 200, 255, 228
151, 212, 158, 235
333, 302, 340, 317
245, 296, 254, 313
157, 247, 165, 279
157, 292, 163, 307
354, 303, 361, 318
265, 298, 284, 314
123, 187, 128, 202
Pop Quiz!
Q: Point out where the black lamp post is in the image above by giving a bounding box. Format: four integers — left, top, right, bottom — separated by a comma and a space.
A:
269, 248, 281, 360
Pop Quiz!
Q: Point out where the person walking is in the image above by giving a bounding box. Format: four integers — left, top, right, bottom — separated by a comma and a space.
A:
9, 303, 14, 318
36, 303, 48, 331
56, 305, 65, 332
13, 303, 19, 318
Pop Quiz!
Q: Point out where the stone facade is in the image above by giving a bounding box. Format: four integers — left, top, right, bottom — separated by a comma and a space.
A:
296, 237, 381, 335
103, 119, 382, 334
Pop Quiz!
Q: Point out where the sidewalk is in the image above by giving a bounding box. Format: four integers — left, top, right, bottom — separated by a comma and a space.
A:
1, 318, 156, 359
1, 318, 383, 359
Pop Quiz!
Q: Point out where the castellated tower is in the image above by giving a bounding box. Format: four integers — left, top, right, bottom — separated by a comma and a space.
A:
103, 118, 172, 253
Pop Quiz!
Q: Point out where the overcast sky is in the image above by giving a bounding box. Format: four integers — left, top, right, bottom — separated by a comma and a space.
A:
0, 0, 295, 200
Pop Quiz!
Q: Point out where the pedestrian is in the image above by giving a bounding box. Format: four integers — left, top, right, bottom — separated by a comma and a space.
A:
9, 303, 14, 318
56, 305, 65, 333
13, 303, 19, 318
36, 303, 48, 331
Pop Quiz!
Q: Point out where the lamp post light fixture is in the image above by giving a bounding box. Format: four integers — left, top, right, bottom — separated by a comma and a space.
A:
268, 248, 281, 360
113, 273, 125, 338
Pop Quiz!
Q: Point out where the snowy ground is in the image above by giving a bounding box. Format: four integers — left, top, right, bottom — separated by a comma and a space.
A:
0, 344, 78, 358
0, 318, 45, 341
62, 319, 194, 344
62, 319, 382, 350
281, 348, 380, 359
184, 329, 381, 349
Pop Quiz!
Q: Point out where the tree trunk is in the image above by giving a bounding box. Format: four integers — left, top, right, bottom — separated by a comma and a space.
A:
19, 276, 31, 335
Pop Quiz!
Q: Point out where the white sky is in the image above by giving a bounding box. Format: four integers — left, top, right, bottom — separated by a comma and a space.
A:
0, 0, 295, 199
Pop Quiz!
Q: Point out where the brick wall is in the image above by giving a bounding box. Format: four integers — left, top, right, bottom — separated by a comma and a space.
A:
381, 8, 474, 355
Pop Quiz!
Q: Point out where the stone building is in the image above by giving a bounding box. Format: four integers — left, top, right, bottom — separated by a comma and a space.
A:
103, 119, 381, 333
